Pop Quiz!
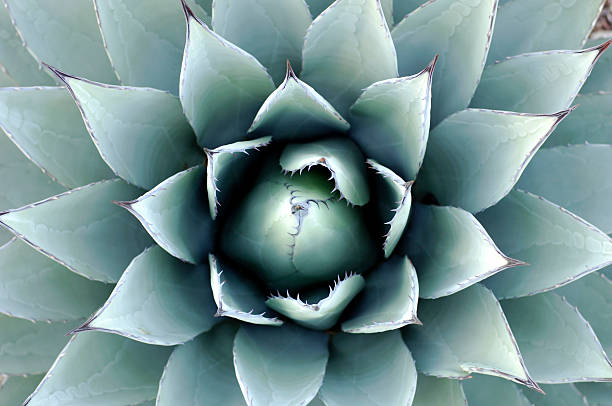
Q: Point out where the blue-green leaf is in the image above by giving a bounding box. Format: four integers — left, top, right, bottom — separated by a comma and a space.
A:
0, 374, 43, 406
341, 256, 419, 333
266, 273, 365, 330
305, 0, 333, 17
301, 0, 398, 116
119, 166, 212, 264
0, 179, 153, 283
0, 314, 78, 375
24, 331, 172, 406
233, 324, 329, 406
76, 246, 217, 346
392, 0, 424, 24
48, 69, 203, 190
320, 331, 417, 406
402, 284, 538, 389
476, 190, 612, 298
417, 109, 567, 213
487, 0, 605, 63
471, 43, 610, 114
350, 58, 434, 182
212, 0, 312, 84
180, 6, 275, 148
0, 86, 114, 188
156, 323, 244, 406
401, 203, 521, 298
0, 238, 112, 322
522, 383, 595, 406
502, 292, 612, 382
465, 376, 532, 406
4, 0, 118, 84
582, 37, 612, 93
210, 255, 283, 326
249, 63, 350, 141
412, 374, 467, 406
392, 0, 496, 125
574, 382, 612, 406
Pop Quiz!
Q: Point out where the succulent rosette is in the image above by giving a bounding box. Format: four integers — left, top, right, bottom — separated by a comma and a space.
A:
0, 0, 611, 405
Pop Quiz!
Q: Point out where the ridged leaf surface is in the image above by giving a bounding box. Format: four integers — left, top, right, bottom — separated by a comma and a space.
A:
412, 374, 467, 406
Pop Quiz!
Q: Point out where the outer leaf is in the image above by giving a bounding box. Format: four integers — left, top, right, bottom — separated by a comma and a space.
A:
476, 190, 612, 298
301, 0, 398, 116
582, 37, 612, 93
518, 144, 612, 234
401, 203, 521, 298
180, 5, 275, 148
462, 375, 532, 406
0, 87, 114, 188
233, 324, 329, 406
24, 331, 172, 406
76, 246, 217, 346
210, 255, 283, 326
471, 43, 611, 114
412, 374, 467, 406
212, 0, 312, 84
156, 323, 244, 406
341, 256, 419, 333
402, 284, 538, 389
350, 58, 434, 182
4, 0, 118, 84
487, 0, 605, 63
522, 384, 590, 406
266, 274, 365, 330
392, 0, 496, 125
417, 109, 568, 213
280, 138, 370, 205
0, 374, 43, 406
48, 69, 203, 190
574, 382, 612, 406
0, 179, 153, 283
392, 0, 424, 24
0, 314, 78, 375
249, 63, 350, 141
367, 160, 413, 258
305, 0, 334, 17
319, 331, 417, 406
119, 166, 212, 264
502, 292, 612, 383
0, 238, 112, 322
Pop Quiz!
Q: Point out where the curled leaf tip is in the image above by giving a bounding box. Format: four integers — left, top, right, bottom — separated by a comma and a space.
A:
285, 59, 297, 81
179, 0, 196, 21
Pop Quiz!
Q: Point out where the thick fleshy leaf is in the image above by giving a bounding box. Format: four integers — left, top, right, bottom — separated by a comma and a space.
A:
249, 63, 350, 141
4, 0, 117, 84
76, 246, 217, 346
233, 324, 329, 406
350, 58, 434, 182
24, 331, 172, 406
0, 374, 43, 406
0, 179, 153, 283
402, 284, 538, 389
180, 6, 275, 148
502, 292, 612, 383
574, 382, 612, 406
0, 314, 78, 375
582, 37, 612, 93
301, 0, 398, 116
119, 166, 212, 264
417, 109, 567, 213
392, 0, 424, 24
476, 190, 612, 298
522, 384, 594, 406
471, 43, 610, 114
0, 238, 113, 322
368, 160, 413, 258
266, 274, 365, 330
319, 331, 417, 406
0, 5, 53, 86
412, 374, 467, 406
392, 0, 496, 125
212, 0, 312, 84
487, 0, 605, 63
518, 144, 612, 234
0, 87, 114, 188
156, 323, 243, 406
206, 137, 272, 220
305, 0, 333, 17
48, 69, 203, 190
463, 375, 532, 406
280, 138, 370, 205
341, 255, 419, 333
401, 204, 521, 299
210, 255, 282, 326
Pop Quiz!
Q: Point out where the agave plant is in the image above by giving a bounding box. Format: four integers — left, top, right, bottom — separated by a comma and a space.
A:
0, 0, 611, 404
